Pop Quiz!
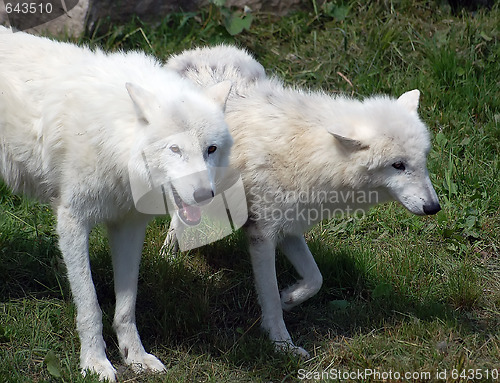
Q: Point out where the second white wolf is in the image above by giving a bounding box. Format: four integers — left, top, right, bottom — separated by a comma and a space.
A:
165, 45, 441, 357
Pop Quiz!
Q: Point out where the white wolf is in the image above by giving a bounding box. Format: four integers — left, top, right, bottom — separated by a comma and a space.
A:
0, 28, 232, 381
165, 45, 441, 357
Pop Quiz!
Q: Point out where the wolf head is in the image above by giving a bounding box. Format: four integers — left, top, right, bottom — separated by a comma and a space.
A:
126, 78, 234, 224
329, 90, 441, 216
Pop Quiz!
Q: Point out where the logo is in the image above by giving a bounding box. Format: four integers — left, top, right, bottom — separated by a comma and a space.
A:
128, 132, 248, 251
3, 0, 79, 31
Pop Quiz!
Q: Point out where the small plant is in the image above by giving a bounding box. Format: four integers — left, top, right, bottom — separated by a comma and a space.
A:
208, 0, 253, 36
318, 1, 350, 21
44, 350, 63, 379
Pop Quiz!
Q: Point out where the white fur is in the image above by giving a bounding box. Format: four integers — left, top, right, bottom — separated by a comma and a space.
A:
0, 28, 232, 381
165, 45, 441, 357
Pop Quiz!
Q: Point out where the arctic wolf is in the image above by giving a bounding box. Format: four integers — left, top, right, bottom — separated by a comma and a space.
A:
0, 28, 232, 381
165, 45, 441, 357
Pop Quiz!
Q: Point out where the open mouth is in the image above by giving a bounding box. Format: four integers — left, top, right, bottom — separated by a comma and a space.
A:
171, 186, 202, 226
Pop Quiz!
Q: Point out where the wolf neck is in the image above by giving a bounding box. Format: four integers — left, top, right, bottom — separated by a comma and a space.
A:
226, 79, 370, 196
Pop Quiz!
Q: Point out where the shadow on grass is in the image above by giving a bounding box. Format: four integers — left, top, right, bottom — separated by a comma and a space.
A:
1, 221, 496, 378
129, 230, 497, 368
0, 230, 65, 301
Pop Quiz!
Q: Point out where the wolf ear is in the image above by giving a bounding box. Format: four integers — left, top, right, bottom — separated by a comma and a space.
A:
205, 80, 232, 111
126, 82, 158, 125
397, 89, 420, 113
330, 133, 369, 151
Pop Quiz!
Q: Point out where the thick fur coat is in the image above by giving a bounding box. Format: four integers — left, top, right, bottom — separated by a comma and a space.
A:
165, 45, 440, 356
0, 28, 232, 381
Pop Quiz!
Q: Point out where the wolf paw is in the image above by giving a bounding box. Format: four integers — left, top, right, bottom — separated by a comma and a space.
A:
280, 289, 299, 311
280, 285, 310, 311
81, 358, 117, 382
280, 277, 323, 311
127, 352, 167, 374
273, 340, 310, 359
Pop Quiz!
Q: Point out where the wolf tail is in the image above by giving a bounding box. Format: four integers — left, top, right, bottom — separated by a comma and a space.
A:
165, 44, 266, 97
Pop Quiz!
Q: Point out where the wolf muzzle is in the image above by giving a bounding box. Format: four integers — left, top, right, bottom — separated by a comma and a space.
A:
423, 201, 441, 215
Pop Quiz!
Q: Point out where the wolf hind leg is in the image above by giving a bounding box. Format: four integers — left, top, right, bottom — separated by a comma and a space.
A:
246, 225, 310, 359
278, 235, 323, 311
108, 216, 166, 374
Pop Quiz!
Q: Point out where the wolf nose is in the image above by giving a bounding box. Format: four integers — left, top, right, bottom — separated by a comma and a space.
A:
423, 202, 441, 215
193, 188, 214, 205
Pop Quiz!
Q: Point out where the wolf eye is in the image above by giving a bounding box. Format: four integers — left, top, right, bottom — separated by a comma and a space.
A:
207, 145, 217, 155
170, 145, 180, 154
392, 161, 406, 171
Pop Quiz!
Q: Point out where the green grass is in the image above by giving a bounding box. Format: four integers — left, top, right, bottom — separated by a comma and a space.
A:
1, 1, 499, 381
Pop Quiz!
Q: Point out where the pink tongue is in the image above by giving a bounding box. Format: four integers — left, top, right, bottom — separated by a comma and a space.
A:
182, 202, 201, 223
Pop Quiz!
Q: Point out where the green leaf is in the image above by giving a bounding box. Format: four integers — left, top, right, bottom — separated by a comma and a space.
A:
225, 12, 253, 36
464, 215, 477, 229
435, 132, 448, 148
333, 5, 349, 21
0, 325, 11, 342
459, 136, 471, 146
329, 300, 349, 311
437, 210, 448, 225
321, 3, 349, 21
480, 31, 492, 41
44, 350, 62, 378
442, 178, 458, 195
322, 2, 336, 17
372, 282, 393, 299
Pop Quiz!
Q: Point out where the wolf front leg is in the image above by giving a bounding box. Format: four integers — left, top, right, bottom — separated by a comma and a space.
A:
56, 206, 117, 382
246, 224, 310, 359
107, 216, 166, 374
278, 235, 323, 311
